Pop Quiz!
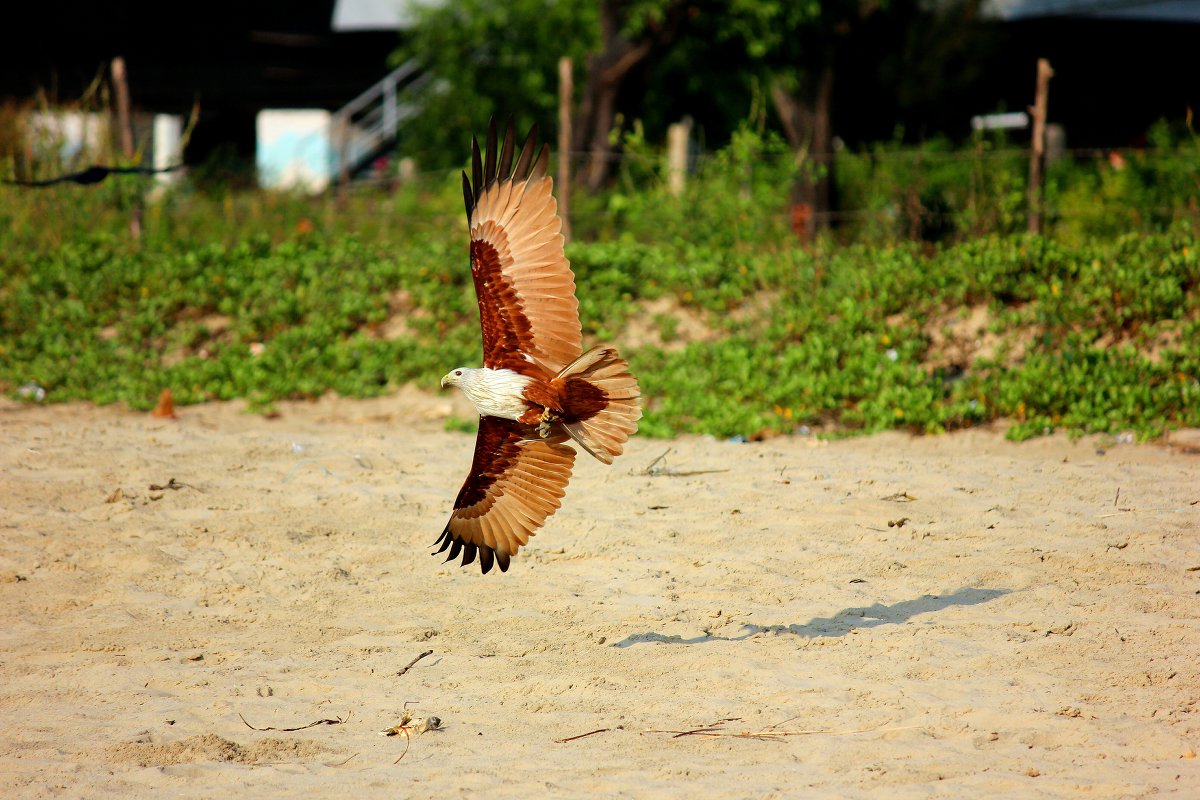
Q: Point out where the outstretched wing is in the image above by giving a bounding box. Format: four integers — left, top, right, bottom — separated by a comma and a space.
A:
462, 117, 582, 374
435, 416, 576, 574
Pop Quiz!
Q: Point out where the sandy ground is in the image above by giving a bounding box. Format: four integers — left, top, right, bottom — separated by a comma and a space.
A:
1, 391, 1198, 799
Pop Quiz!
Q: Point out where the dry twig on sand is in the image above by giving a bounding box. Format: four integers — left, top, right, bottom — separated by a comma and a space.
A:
322, 753, 359, 767
639, 448, 731, 478
148, 478, 196, 492
555, 728, 611, 743
239, 711, 351, 732
642, 717, 918, 741
397, 649, 433, 677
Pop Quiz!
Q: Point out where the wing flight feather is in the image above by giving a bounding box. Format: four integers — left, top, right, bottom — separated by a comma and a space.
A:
463, 117, 581, 374
435, 416, 575, 574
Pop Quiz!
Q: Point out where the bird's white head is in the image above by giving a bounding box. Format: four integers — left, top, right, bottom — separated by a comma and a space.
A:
440, 367, 472, 390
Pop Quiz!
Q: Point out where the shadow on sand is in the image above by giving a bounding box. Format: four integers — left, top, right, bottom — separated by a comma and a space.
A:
612, 587, 1010, 648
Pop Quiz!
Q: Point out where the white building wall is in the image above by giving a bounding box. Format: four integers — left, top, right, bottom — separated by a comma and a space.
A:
256, 109, 333, 192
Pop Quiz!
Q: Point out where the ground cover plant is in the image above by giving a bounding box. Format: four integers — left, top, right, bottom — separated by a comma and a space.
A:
2, 211, 1196, 441
2, 130, 1198, 441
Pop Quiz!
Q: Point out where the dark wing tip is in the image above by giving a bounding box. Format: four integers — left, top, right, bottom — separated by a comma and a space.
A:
433, 528, 453, 553
530, 144, 550, 181
461, 171, 474, 220
432, 527, 503, 575
498, 115, 516, 181
468, 119, 545, 196
513, 124, 539, 183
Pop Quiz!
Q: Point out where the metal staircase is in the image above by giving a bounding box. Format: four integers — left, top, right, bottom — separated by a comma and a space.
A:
330, 59, 428, 184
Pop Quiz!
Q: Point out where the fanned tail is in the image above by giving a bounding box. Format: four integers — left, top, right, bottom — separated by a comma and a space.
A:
554, 345, 641, 464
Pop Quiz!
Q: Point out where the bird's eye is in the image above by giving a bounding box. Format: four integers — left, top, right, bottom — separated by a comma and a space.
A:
454, 370, 462, 376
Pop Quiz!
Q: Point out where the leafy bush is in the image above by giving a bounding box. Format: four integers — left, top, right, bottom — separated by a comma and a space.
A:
3, 127, 1199, 441
3, 220, 1196, 441
835, 132, 1029, 243
571, 121, 798, 251
1049, 121, 1200, 244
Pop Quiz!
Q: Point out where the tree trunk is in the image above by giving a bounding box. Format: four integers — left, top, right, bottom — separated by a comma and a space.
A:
770, 66, 835, 241
1027, 58, 1054, 235
575, 0, 686, 190
110, 56, 142, 241
582, 75, 622, 189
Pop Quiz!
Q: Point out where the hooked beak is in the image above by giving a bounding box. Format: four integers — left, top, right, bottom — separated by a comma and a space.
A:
440, 374, 449, 389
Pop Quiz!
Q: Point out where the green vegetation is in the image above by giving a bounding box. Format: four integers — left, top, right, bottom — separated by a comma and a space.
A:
2, 133, 1198, 441
627, 231, 1200, 440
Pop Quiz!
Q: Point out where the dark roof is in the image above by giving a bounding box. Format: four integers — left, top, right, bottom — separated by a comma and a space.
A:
0, 1, 400, 114
985, 0, 1200, 22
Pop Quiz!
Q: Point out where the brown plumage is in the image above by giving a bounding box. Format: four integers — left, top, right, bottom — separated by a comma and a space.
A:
436, 117, 641, 574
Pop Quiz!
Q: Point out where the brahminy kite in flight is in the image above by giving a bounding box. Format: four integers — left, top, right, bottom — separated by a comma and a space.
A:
437, 118, 641, 574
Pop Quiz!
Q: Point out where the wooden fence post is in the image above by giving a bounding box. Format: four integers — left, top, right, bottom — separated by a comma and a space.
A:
666, 120, 690, 196
111, 56, 141, 240
557, 56, 573, 243
1027, 58, 1054, 235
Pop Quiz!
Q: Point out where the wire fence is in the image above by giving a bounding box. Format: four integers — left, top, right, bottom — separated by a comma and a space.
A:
316, 141, 1200, 233
3, 137, 1197, 248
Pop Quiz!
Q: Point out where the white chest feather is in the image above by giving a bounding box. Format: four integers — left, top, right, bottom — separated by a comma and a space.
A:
458, 368, 533, 421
